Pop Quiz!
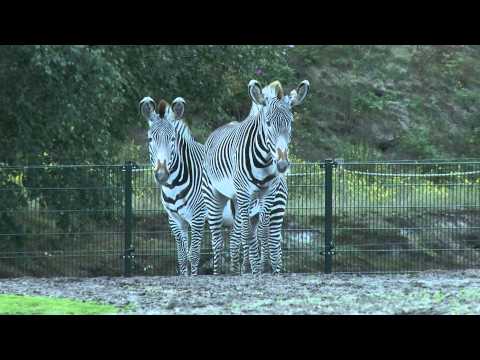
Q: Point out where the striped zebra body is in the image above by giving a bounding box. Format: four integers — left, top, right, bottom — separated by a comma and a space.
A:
240, 98, 290, 274
202, 79, 310, 275
141, 96, 205, 276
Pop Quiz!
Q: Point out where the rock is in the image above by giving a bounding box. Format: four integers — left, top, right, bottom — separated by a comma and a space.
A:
192, 302, 207, 308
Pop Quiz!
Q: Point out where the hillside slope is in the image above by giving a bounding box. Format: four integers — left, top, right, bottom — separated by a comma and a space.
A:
126, 45, 480, 164
287, 45, 480, 161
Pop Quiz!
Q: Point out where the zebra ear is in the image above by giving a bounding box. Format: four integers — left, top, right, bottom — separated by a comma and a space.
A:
139, 97, 156, 120
291, 80, 310, 107
275, 82, 284, 100
248, 80, 266, 106
171, 97, 186, 120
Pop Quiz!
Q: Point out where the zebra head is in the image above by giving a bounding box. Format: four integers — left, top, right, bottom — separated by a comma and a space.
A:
139, 96, 186, 185
248, 79, 310, 175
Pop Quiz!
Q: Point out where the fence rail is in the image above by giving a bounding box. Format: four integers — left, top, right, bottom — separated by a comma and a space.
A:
0, 160, 479, 277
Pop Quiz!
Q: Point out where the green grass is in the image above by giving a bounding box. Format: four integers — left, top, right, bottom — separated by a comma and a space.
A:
0, 295, 119, 315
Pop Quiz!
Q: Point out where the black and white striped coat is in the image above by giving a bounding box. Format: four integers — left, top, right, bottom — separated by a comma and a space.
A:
140, 97, 205, 276
202, 80, 309, 275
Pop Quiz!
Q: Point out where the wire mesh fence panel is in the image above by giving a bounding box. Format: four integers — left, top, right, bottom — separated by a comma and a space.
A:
283, 162, 326, 273
0, 165, 125, 277
127, 162, 326, 275
1, 160, 479, 277
332, 161, 480, 273
130, 164, 177, 276
129, 164, 236, 276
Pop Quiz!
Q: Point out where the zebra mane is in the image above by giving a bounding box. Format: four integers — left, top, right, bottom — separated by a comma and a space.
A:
247, 102, 262, 119
263, 81, 284, 99
172, 118, 196, 143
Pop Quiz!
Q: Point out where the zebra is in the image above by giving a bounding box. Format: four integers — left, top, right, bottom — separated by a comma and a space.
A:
242, 175, 288, 275
202, 79, 310, 275
140, 96, 206, 276
240, 98, 289, 275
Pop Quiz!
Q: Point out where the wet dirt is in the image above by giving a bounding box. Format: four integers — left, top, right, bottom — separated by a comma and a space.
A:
1, 270, 480, 314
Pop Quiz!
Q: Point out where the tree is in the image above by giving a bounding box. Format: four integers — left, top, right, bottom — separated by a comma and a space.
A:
0, 45, 294, 234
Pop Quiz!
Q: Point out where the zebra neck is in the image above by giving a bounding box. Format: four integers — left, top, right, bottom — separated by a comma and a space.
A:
163, 137, 194, 190
174, 120, 195, 143
163, 120, 200, 189
253, 115, 273, 167
243, 114, 276, 189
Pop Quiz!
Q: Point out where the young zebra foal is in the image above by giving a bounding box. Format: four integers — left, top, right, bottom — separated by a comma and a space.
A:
140, 96, 206, 276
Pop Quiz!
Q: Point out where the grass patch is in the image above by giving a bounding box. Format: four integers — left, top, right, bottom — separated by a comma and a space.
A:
0, 295, 119, 315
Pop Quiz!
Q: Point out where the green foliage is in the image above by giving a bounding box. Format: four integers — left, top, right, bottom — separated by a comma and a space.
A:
0, 45, 292, 236
340, 143, 383, 162
286, 45, 480, 161
397, 125, 439, 159
3, 45, 480, 166
21, 166, 123, 232
99, 45, 294, 137
0, 45, 130, 165
0, 170, 28, 245
0, 45, 293, 166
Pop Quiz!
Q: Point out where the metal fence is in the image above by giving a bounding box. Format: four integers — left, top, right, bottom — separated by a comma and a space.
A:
0, 160, 479, 277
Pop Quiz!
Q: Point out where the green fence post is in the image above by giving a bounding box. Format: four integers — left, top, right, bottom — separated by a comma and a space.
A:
324, 159, 334, 274
123, 161, 134, 277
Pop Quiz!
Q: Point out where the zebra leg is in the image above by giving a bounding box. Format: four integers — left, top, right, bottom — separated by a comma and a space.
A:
241, 240, 250, 273
269, 222, 283, 275
189, 214, 205, 276
230, 210, 243, 275
237, 194, 260, 275
169, 217, 189, 276
204, 188, 227, 275
258, 212, 271, 273
269, 198, 287, 275
242, 213, 258, 274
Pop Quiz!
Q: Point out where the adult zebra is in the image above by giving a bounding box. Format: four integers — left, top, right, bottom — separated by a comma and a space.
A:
140, 96, 206, 276
202, 79, 310, 275
241, 97, 290, 275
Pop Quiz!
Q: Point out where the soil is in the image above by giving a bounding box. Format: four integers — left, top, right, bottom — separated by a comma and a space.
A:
1, 270, 480, 315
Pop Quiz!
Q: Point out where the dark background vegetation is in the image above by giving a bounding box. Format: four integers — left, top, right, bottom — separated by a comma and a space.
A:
3, 45, 480, 167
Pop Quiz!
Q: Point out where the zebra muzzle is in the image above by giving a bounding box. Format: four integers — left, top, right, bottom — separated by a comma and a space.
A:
153, 160, 169, 184
276, 148, 289, 173
276, 148, 288, 161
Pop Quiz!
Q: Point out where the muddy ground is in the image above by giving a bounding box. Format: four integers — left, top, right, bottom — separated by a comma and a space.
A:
1, 270, 480, 314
